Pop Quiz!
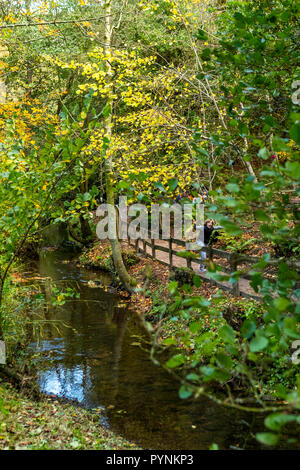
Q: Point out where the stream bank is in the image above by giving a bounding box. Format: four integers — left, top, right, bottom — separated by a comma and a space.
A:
2, 237, 294, 450
21, 249, 268, 450
0, 380, 140, 450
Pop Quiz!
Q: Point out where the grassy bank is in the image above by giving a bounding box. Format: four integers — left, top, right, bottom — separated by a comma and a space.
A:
0, 380, 140, 450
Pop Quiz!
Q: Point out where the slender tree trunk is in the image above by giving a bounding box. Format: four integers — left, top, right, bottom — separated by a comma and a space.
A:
244, 159, 257, 182
0, 41, 6, 338
104, 0, 136, 292
243, 137, 257, 183
0, 280, 4, 340
0, 42, 8, 104
25, 0, 33, 97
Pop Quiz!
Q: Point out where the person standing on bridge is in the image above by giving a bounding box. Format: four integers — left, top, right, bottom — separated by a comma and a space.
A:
194, 219, 223, 272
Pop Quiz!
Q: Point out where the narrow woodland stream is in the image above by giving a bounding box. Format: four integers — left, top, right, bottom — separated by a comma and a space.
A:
29, 249, 266, 450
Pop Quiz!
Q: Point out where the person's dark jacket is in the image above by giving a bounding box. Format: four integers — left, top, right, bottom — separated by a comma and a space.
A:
195, 224, 223, 247
204, 225, 214, 244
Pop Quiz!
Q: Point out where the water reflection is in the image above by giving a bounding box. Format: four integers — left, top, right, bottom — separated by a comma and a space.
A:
30, 250, 265, 450
40, 366, 87, 401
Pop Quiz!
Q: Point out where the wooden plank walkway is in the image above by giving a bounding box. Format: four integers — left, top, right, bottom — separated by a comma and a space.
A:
128, 235, 299, 302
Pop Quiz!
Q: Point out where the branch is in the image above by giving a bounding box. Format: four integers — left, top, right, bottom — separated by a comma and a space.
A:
0, 16, 109, 29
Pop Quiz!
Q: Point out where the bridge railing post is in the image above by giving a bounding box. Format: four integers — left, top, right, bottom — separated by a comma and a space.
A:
151, 238, 155, 258
230, 253, 240, 297
169, 239, 173, 268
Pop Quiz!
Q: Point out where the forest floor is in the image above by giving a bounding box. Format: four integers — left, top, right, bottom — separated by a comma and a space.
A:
0, 379, 140, 450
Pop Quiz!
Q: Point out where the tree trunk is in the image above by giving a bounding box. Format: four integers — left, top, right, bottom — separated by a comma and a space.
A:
79, 215, 93, 241
242, 137, 257, 182
104, 0, 136, 293
0, 285, 4, 340
0, 43, 8, 104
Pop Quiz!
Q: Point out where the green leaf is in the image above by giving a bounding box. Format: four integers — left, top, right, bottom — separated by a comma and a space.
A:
216, 353, 233, 370
241, 320, 256, 340
168, 178, 178, 191
290, 123, 300, 144
219, 219, 242, 236
256, 432, 279, 446
179, 385, 193, 399
250, 271, 263, 292
258, 147, 270, 160
201, 48, 211, 61
265, 413, 296, 432
102, 103, 111, 118
165, 354, 185, 369
250, 335, 269, 352
168, 281, 178, 295
209, 443, 219, 450
272, 136, 289, 152
226, 183, 240, 193
189, 321, 203, 333
183, 297, 210, 307
193, 275, 202, 288
219, 325, 235, 344
274, 297, 291, 312
285, 161, 300, 180
283, 318, 300, 339
117, 180, 130, 189
154, 181, 165, 192
254, 209, 269, 222
206, 271, 230, 282
200, 365, 217, 379
177, 251, 199, 260
233, 12, 247, 27
238, 122, 249, 137
162, 338, 177, 346
196, 29, 208, 41
196, 147, 210, 158
186, 373, 199, 381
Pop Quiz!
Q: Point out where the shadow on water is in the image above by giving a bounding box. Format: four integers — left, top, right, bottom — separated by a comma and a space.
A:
29, 249, 266, 450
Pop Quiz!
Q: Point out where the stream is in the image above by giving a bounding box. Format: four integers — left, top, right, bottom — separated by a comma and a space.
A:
28, 249, 266, 450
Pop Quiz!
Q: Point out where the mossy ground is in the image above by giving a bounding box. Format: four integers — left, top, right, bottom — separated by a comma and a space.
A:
0, 380, 140, 450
